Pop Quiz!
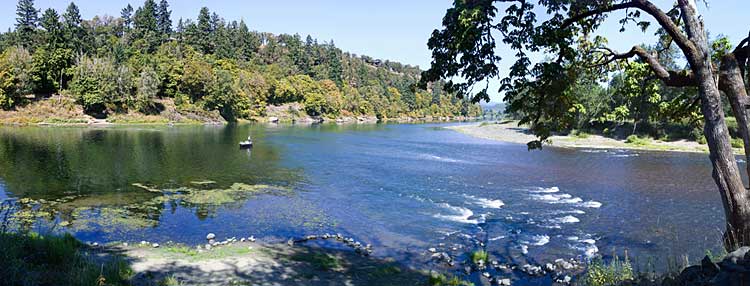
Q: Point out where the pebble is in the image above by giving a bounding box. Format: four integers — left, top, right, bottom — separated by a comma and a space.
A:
205, 244, 212, 250
249, 236, 256, 242
152, 243, 160, 248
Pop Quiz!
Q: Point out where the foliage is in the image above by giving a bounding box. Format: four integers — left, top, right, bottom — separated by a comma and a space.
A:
0, 229, 132, 286
428, 272, 473, 286
2, 0, 481, 121
582, 256, 634, 286
470, 249, 488, 265
290, 252, 341, 271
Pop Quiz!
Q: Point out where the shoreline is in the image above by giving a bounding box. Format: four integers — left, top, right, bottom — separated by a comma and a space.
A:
447, 121, 738, 155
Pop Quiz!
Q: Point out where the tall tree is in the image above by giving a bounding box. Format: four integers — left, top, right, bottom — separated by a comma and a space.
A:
15, 0, 39, 48
156, 0, 172, 39
133, 0, 159, 51
196, 7, 213, 54
39, 8, 62, 48
421, 0, 750, 249
62, 2, 83, 52
121, 4, 134, 33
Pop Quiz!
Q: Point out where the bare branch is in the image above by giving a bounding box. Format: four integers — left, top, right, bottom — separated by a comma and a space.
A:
595, 45, 697, 87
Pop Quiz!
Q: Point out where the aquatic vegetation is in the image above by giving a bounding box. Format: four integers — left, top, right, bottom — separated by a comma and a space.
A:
71, 207, 159, 231
291, 252, 342, 271
428, 272, 473, 286
470, 249, 489, 265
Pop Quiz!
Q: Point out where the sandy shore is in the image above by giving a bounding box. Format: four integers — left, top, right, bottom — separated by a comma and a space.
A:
448, 121, 720, 154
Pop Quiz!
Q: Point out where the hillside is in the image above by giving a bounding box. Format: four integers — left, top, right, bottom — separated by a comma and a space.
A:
0, 0, 482, 125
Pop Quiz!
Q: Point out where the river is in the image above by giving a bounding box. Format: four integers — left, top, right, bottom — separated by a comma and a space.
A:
0, 123, 732, 271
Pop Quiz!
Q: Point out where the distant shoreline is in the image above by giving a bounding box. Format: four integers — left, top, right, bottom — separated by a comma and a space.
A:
447, 121, 729, 154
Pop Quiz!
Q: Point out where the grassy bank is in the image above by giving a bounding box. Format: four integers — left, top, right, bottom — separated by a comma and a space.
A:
0, 231, 133, 286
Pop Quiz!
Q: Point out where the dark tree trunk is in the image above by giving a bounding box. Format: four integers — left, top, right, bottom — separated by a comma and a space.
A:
678, 0, 750, 249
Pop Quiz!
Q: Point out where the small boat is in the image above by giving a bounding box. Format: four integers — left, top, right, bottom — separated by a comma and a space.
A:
239, 136, 253, 148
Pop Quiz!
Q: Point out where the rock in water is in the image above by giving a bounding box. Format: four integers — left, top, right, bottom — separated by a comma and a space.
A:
206, 233, 216, 241
723, 246, 750, 264
152, 243, 160, 248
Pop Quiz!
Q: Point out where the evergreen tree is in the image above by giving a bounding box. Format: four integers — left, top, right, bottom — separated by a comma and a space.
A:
15, 0, 38, 48
326, 40, 342, 85
40, 8, 62, 48
133, 0, 159, 51
62, 2, 83, 52
196, 7, 212, 54
156, 0, 172, 38
121, 4, 133, 32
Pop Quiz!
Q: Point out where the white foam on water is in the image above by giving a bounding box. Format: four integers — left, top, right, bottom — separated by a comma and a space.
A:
434, 203, 479, 224
520, 244, 529, 254
489, 235, 506, 241
531, 186, 560, 193
567, 236, 579, 241
580, 149, 608, 153
419, 153, 468, 164
527, 234, 550, 246
580, 239, 596, 245
464, 194, 505, 209
579, 201, 602, 208
554, 215, 580, 224
531, 193, 583, 204
583, 244, 599, 258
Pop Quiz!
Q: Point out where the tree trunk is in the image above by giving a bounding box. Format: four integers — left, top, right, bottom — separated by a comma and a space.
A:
680, 0, 750, 249
720, 53, 750, 178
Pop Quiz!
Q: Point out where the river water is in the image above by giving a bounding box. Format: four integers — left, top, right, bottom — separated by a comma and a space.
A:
0, 123, 732, 271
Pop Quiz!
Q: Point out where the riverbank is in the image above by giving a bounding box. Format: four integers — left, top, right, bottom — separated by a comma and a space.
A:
0, 230, 432, 286
0, 96, 478, 127
447, 121, 740, 154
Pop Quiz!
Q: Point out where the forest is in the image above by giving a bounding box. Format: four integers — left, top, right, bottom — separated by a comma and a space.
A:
0, 0, 481, 122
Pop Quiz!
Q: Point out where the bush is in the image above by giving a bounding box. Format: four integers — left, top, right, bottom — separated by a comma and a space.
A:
732, 137, 744, 149
470, 250, 489, 265
582, 256, 634, 286
571, 129, 591, 139
429, 272, 473, 286
625, 135, 648, 146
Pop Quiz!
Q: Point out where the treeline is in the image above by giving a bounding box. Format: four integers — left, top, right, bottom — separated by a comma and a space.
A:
0, 0, 481, 121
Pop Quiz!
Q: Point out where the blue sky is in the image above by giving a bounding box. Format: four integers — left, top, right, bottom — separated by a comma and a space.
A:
1, 0, 747, 103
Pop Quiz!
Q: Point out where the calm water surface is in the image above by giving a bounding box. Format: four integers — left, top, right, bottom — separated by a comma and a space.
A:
0, 123, 731, 269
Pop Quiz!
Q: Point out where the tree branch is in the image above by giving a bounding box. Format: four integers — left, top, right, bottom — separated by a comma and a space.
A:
598, 45, 697, 87
561, 1, 698, 67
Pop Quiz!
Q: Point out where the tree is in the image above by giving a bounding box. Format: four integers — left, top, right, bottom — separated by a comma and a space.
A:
15, 0, 38, 48
121, 4, 134, 35
62, 2, 83, 52
421, 0, 750, 249
132, 0, 159, 52
40, 8, 62, 48
156, 0, 172, 39
195, 7, 213, 54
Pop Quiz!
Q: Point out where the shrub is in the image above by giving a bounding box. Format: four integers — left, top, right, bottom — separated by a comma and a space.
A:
571, 129, 591, 139
731, 137, 744, 149
625, 135, 648, 146
471, 250, 489, 265
582, 256, 634, 286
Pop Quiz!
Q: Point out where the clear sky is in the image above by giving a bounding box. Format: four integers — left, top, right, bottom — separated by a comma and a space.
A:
1, 0, 747, 103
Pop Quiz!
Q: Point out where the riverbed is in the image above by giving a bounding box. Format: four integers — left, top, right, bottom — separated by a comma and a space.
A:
0, 123, 731, 272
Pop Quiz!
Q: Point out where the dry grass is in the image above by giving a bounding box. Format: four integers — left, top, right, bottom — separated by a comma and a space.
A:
0, 95, 89, 125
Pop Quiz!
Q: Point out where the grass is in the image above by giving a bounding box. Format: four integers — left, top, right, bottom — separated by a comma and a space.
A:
290, 252, 341, 271
0, 231, 133, 286
625, 135, 649, 146
571, 129, 591, 139
428, 272, 473, 286
582, 255, 634, 286
470, 249, 489, 265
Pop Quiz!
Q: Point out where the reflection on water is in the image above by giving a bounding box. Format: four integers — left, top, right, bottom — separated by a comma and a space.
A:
0, 123, 732, 269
